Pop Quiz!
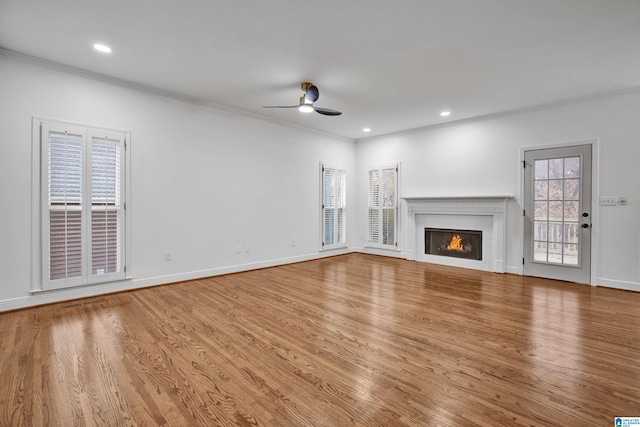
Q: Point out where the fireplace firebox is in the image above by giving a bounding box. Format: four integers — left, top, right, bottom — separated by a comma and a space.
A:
424, 228, 482, 260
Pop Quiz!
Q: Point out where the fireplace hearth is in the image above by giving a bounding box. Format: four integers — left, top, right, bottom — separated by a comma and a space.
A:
424, 228, 482, 260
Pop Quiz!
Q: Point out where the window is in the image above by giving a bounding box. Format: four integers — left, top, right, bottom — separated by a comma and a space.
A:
367, 163, 398, 249
321, 162, 347, 250
36, 119, 129, 290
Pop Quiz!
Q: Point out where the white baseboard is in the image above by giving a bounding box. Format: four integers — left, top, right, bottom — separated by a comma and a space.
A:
505, 265, 522, 275
355, 246, 408, 259
0, 249, 354, 312
596, 278, 640, 292
3, 251, 637, 312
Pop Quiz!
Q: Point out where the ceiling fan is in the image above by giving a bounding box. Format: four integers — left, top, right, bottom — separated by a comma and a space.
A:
263, 82, 342, 116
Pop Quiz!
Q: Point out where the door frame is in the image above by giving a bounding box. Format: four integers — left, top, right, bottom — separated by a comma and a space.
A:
519, 139, 600, 285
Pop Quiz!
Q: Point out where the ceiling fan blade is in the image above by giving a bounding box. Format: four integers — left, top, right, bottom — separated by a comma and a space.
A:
262, 105, 300, 109
305, 85, 320, 103
314, 106, 342, 116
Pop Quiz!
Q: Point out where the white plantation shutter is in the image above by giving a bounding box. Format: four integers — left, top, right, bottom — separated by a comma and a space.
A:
367, 164, 398, 249
40, 121, 127, 289
89, 132, 124, 281
322, 163, 347, 250
47, 129, 84, 285
368, 169, 380, 243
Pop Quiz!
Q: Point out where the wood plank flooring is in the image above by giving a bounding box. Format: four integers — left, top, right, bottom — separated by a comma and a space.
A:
1, 253, 639, 426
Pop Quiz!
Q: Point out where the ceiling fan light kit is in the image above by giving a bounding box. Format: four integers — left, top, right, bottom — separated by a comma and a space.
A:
263, 82, 342, 116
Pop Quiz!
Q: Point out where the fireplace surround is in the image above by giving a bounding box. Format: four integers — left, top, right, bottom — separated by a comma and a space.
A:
403, 196, 512, 272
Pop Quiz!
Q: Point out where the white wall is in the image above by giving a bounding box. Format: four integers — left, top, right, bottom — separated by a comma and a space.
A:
0, 53, 356, 310
3, 51, 640, 311
356, 91, 640, 292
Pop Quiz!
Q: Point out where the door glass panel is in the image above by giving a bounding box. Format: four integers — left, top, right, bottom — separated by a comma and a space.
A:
532, 156, 582, 266
534, 159, 548, 179
564, 157, 580, 178
534, 241, 547, 262
535, 181, 548, 200
563, 244, 578, 265
564, 179, 579, 200
564, 201, 579, 221
549, 159, 563, 179
548, 180, 563, 200
534, 201, 548, 220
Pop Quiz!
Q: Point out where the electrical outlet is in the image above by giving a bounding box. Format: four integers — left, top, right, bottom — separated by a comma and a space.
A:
618, 197, 628, 206
164, 250, 172, 261
291, 239, 296, 247
599, 197, 617, 206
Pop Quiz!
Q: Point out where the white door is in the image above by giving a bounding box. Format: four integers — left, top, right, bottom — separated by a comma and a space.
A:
523, 144, 592, 284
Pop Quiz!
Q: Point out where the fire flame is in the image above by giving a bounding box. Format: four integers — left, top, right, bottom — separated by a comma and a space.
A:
447, 234, 464, 251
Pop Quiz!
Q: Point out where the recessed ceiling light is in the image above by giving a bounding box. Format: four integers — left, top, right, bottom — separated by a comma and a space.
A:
440, 111, 451, 117
363, 128, 371, 132
93, 44, 112, 53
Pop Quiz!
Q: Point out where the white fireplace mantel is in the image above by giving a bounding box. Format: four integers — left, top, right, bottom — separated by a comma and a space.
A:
402, 196, 513, 273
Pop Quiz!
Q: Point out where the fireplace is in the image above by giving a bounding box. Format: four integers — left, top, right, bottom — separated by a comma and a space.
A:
424, 228, 482, 260
404, 196, 512, 273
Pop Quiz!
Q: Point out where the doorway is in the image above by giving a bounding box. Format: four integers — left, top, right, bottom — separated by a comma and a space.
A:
523, 144, 592, 284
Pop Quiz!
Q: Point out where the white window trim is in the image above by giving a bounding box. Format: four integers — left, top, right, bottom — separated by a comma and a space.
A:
366, 162, 400, 251
320, 161, 348, 251
31, 117, 132, 292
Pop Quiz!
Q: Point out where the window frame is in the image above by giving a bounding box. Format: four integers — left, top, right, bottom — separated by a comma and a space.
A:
320, 162, 348, 251
366, 162, 400, 250
32, 117, 131, 291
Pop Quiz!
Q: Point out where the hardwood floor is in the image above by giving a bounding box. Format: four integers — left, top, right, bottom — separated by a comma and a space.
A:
1, 253, 639, 426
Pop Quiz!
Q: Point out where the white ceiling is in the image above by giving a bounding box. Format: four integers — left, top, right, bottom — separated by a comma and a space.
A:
2, 1, 640, 140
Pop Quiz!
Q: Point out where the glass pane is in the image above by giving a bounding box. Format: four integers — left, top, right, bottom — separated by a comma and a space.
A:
548, 242, 563, 263
530, 155, 583, 267
336, 209, 345, 244
564, 179, 579, 200
324, 168, 335, 207
324, 209, 335, 245
382, 168, 396, 208
368, 209, 379, 242
563, 244, 579, 265
534, 181, 548, 200
49, 132, 83, 205
534, 160, 548, 180
548, 180, 563, 200
548, 222, 562, 243
368, 170, 379, 207
534, 221, 547, 241
92, 137, 121, 204
335, 170, 346, 208
564, 157, 580, 178
382, 209, 395, 245
533, 241, 547, 262
563, 201, 579, 221
534, 201, 548, 220
50, 210, 83, 280
548, 202, 563, 221
564, 223, 580, 244
549, 158, 563, 179
92, 210, 120, 275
